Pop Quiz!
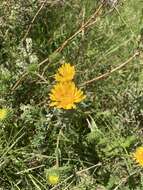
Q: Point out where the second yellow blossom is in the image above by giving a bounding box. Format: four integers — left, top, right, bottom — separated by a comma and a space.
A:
133, 146, 143, 166
55, 63, 75, 82
0, 108, 8, 121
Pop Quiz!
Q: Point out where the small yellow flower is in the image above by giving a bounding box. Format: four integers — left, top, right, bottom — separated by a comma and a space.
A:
49, 82, 86, 109
0, 108, 8, 121
47, 174, 59, 185
55, 63, 75, 82
133, 146, 143, 166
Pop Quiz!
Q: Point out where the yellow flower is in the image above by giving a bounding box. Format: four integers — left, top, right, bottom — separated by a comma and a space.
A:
46, 168, 60, 185
133, 146, 143, 166
47, 174, 59, 185
0, 108, 8, 121
49, 82, 86, 109
55, 63, 75, 82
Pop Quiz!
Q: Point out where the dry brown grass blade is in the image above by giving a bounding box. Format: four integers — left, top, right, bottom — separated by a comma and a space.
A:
11, 72, 28, 91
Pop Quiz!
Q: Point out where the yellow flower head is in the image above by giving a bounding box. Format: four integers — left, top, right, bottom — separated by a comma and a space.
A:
48, 175, 59, 185
0, 108, 8, 121
55, 63, 75, 82
133, 146, 143, 166
47, 174, 59, 185
49, 81, 86, 109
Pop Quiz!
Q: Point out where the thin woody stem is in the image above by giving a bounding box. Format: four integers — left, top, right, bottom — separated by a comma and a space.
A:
22, 0, 48, 42
11, 2, 105, 91
80, 51, 140, 86
38, 2, 104, 67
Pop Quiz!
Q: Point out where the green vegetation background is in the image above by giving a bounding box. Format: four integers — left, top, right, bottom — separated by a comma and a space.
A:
0, 0, 143, 189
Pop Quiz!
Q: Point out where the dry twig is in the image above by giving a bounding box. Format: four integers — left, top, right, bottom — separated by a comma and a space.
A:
50, 163, 101, 190
38, 2, 104, 67
80, 51, 140, 86
22, 0, 48, 43
11, 2, 104, 91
